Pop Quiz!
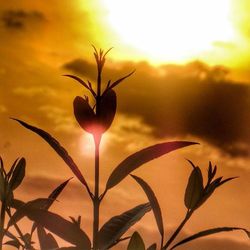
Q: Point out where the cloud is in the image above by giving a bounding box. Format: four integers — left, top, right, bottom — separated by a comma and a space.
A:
62, 59, 250, 157
1, 9, 45, 29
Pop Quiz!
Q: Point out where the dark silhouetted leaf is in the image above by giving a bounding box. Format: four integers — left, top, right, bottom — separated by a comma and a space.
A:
37, 226, 59, 249
9, 158, 25, 191
127, 232, 145, 250
26, 209, 91, 249
12, 119, 88, 188
184, 167, 203, 210
6, 158, 19, 181
8, 198, 52, 228
147, 243, 157, 250
131, 175, 164, 238
106, 141, 198, 190
10, 199, 25, 210
4, 239, 21, 249
98, 203, 151, 250
170, 227, 250, 249
107, 70, 135, 91
31, 178, 72, 235
64, 74, 89, 89
73, 96, 96, 133
99, 89, 117, 132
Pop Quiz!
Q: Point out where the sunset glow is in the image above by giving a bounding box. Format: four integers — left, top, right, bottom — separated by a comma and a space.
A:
103, 0, 235, 62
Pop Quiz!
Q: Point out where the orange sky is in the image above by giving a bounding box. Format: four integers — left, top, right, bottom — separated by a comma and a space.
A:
0, 0, 249, 249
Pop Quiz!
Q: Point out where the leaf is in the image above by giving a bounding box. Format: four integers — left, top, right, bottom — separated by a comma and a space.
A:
106, 141, 198, 190
31, 178, 72, 235
8, 198, 52, 228
108, 70, 135, 91
12, 118, 88, 188
131, 175, 164, 238
98, 203, 151, 250
170, 227, 250, 250
73, 96, 96, 133
6, 158, 19, 181
10, 199, 25, 210
127, 232, 145, 250
147, 243, 157, 250
26, 209, 91, 249
99, 89, 117, 133
184, 167, 203, 210
63, 75, 90, 91
37, 226, 59, 249
9, 158, 25, 191
4, 239, 21, 249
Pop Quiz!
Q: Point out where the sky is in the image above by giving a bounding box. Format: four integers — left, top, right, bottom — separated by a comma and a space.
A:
0, 0, 249, 249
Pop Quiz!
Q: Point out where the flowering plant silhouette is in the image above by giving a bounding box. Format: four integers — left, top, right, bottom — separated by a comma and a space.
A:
3, 47, 248, 249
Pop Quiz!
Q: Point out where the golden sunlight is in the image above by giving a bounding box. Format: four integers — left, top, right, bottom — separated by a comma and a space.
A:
102, 0, 235, 62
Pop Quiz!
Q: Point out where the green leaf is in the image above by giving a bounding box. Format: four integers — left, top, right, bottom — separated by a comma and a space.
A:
9, 158, 25, 190
170, 227, 250, 250
12, 118, 89, 188
8, 198, 52, 228
106, 141, 198, 190
127, 232, 145, 250
184, 166, 203, 210
98, 203, 151, 250
131, 175, 164, 238
23, 208, 91, 249
147, 243, 157, 250
37, 226, 59, 249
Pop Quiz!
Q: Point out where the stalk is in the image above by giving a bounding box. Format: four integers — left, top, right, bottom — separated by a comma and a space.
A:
0, 200, 6, 250
92, 51, 102, 250
163, 210, 193, 249
92, 135, 101, 250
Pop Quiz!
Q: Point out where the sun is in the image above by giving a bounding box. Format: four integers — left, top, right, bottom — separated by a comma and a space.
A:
102, 0, 235, 63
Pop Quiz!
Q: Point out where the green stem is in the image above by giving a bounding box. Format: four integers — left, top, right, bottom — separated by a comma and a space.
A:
163, 210, 193, 249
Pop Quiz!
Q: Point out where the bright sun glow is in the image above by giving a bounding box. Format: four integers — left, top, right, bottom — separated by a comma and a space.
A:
103, 0, 235, 62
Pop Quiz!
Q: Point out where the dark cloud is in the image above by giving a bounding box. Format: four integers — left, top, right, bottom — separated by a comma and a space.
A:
63, 59, 250, 157
1, 9, 45, 29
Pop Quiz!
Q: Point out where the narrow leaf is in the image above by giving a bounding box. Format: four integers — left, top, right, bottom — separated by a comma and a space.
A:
217, 177, 238, 187
98, 203, 151, 250
37, 226, 59, 249
64, 74, 96, 97
12, 118, 89, 188
147, 243, 157, 250
27, 209, 91, 249
106, 141, 198, 190
127, 232, 145, 250
131, 175, 164, 238
184, 167, 203, 210
10, 199, 25, 210
8, 199, 52, 228
31, 178, 72, 235
9, 158, 26, 190
170, 227, 250, 249
4, 239, 21, 249
108, 70, 135, 91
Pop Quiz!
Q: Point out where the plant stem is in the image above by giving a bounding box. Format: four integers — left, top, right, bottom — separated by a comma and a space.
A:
6, 209, 29, 249
0, 200, 6, 250
163, 210, 193, 249
93, 135, 101, 250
